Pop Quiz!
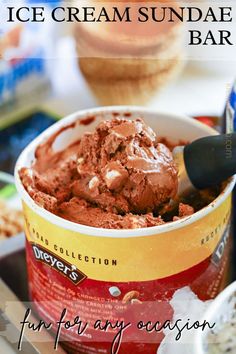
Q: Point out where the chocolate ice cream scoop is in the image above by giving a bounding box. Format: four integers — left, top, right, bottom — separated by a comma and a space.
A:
72, 118, 178, 213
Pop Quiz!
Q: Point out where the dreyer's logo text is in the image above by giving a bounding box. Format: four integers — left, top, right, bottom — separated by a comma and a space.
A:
32, 244, 87, 285
211, 225, 230, 266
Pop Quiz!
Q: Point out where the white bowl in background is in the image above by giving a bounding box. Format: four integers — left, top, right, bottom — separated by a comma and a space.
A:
194, 281, 236, 354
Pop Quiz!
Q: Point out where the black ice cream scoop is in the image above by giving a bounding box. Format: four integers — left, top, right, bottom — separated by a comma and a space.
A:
173, 132, 236, 197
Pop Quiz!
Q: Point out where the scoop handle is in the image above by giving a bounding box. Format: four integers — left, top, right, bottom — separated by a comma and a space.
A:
184, 133, 236, 189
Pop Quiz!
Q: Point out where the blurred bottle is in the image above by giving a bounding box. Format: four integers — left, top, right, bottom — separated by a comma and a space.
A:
224, 80, 236, 278
224, 81, 236, 133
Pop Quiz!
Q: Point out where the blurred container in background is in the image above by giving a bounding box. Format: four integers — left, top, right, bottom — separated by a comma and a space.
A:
0, 0, 62, 121
75, 1, 185, 106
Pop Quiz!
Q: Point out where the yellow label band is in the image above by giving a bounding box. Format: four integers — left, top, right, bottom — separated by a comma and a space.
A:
23, 196, 231, 282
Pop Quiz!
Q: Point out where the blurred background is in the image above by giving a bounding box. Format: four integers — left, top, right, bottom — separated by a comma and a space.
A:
1, 0, 236, 122
0, 1, 236, 352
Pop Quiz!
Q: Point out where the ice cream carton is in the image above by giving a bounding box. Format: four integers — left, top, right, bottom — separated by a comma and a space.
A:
15, 107, 236, 354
